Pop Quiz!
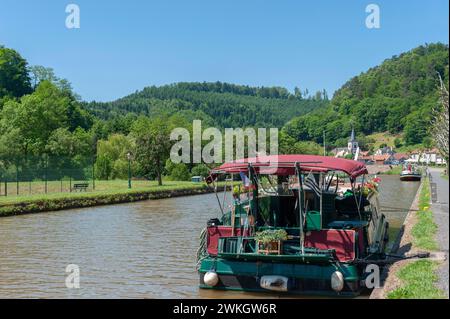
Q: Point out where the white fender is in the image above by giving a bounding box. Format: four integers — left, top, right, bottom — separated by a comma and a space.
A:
331, 271, 345, 292
204, 271, 219, 286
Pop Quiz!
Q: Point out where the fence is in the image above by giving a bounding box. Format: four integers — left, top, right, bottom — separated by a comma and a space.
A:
0, 155, 95, 197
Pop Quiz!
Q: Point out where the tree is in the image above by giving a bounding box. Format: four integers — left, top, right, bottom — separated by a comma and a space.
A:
404, 110, 430, 145
432, 74, 449, 173
394, 137, 403, 148
294, 87, 303, 99
279, 131, 322, 155
95, 154, 113, 180
0, 81, 71, 155
165, 159, 190, 181
0, 81, 91, 157
131, 116, 172, 185
29, 65, 77, 98
46, 127, 92, 158
0, 46, 32, 99
29, 65, 58, 89
95, 134, 134, 180
191, 164, 210, 178
281, 43, 449, 146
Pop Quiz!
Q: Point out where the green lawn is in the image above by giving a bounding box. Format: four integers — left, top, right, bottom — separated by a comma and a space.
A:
387, 260, 445, 299
411, 178, 438, 251
0, 179, 211, 206
388, 177, 444, 299
383, 165, 402, 175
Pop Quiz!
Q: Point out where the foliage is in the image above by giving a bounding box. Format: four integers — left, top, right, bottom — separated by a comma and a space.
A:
85, 82, 328, 129
0, 81, 92, 160
1, 42, 449, 194
431, 74, 449, 167
165, 159, 190, 181
191, 164, 210, 178
255, 229, 288, 244
95, 134, 135, 180
95, 153, 113, 180
279, 131, 323, 155
282, 43, 449, 147
0, 45, 32, 99
394, 137, 403, 148
130, 116, 173, 185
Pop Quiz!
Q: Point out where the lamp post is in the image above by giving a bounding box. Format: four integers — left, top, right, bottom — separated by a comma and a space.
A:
127, 152, 132, 189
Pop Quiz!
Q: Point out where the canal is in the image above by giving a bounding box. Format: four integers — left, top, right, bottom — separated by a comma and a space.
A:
0, 175, 419, 298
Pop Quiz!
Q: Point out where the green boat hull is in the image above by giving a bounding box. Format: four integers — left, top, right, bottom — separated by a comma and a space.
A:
198, 257, 362, 297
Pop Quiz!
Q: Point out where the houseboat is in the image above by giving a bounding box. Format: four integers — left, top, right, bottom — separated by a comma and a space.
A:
400, 164, 422, 181
197, 155, 389, 296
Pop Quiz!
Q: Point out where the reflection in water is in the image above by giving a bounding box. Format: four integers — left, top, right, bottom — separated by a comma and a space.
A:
377, 175, 420, 249
0, 175, 418, 298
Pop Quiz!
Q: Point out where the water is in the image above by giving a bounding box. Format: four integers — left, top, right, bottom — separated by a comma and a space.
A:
0, 175, 419, 298
376, 175, 420, 248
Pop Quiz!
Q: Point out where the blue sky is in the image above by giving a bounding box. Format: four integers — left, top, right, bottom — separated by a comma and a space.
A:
0, 0, 448, 102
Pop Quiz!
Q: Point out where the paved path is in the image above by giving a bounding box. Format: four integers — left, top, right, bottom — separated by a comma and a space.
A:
429, 168, 449, 298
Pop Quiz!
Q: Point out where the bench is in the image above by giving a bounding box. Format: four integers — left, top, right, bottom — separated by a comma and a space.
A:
72, 183, 89, 192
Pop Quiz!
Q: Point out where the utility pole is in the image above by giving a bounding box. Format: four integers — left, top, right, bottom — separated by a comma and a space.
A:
127, 152, 132, 189
323, 131, 326, 156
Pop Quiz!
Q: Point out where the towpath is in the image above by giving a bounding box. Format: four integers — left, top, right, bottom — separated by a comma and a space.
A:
429, 167, 449, 298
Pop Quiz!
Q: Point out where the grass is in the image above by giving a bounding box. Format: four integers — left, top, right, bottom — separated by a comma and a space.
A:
0, 179, 190, 199
366, 131, 402, 150
383, 165, 402, 175
411, 178, 439, 251
0, 180, 205, 205
387, 260, 445, 299
0, 179, 237, 216
387, 177, 444, 299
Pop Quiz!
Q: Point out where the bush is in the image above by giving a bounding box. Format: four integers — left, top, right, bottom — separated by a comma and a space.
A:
394, 137, 403, 148
165, 160, 190, 181
191, 164, 210, 178
95, 154, 112, 180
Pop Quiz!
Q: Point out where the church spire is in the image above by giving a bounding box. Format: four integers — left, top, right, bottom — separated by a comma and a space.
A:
348, 127, 358, 155
349, 128, 355, 142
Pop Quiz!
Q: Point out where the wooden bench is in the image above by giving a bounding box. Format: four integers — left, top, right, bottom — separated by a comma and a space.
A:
72, 183, 89, 192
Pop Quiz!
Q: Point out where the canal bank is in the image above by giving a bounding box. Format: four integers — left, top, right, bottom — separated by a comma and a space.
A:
371, 173, 447, 299
0, 183, 232, 217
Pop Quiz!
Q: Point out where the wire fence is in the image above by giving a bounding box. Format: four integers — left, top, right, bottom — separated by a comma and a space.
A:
0, 155, 95, 197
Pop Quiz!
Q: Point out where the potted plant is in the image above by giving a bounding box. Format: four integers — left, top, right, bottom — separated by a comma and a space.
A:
232, 185, 241, 200
255, 229, 288, 255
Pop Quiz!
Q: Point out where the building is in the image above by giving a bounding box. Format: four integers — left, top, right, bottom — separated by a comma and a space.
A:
392, 153, 408, 163
360, 151, 370, 157
358, 155, 374, 164
375, 146, 394, 156
330, 147, 348, 158
408, 149, 447, 165
373, 154, 393, 165
347, 129, 359, 155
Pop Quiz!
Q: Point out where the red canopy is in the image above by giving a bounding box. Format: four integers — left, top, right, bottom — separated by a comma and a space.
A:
210, 154, 368, 179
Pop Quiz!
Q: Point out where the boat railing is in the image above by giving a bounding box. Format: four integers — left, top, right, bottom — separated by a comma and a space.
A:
217, 236, 341, 263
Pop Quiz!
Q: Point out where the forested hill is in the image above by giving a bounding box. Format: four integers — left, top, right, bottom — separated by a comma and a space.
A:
282, 43, 449, 147
85, 82, 329, 128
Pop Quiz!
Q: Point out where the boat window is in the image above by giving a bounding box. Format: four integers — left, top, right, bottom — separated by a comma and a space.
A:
257, 175, 294, 196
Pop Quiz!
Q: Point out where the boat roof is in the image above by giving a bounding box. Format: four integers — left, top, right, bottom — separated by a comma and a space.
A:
210, 154, 368, 179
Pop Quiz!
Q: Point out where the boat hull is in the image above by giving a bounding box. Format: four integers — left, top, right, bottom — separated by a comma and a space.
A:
198, 257, 362, 297
400, 174, 421, 181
